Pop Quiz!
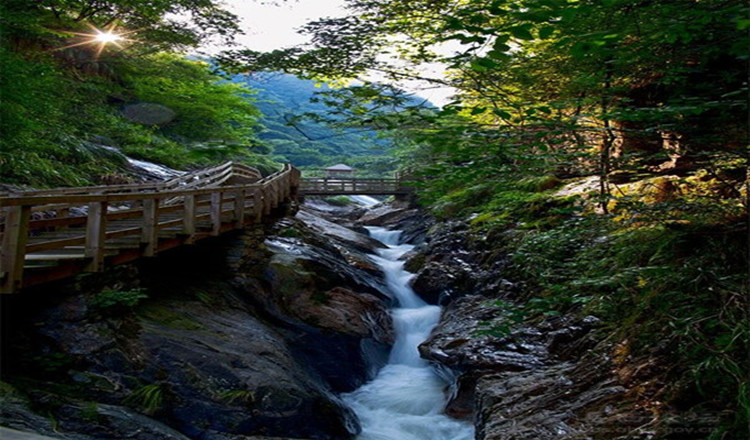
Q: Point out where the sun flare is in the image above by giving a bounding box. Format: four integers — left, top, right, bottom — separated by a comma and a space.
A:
94, 31, 123, 44
55, 24, 136, 58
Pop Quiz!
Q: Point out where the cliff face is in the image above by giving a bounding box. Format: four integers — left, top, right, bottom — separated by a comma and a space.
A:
0, 206, 392, 440
403, 218, 725, 440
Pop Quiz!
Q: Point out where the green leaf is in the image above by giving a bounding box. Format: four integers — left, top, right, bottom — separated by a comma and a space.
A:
471, 58, 498, 72
539, 25, 555, 39
509, 26, 534, 40
493, 109, 512, 119
493, 37, 511, 53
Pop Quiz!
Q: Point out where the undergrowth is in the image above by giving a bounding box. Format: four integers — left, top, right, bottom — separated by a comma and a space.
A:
425, 167, 749, 438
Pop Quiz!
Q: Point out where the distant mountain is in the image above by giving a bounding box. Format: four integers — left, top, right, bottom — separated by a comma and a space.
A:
232, 72, 396, 175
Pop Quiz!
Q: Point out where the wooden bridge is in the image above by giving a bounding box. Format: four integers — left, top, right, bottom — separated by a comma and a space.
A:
0, 163, 412, 293
299, 177, 412, 196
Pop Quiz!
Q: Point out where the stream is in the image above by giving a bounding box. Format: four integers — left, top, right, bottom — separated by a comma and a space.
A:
342, 226, 474, 440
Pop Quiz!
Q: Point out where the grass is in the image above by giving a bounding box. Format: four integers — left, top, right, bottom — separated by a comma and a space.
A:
123, 383, 168, 415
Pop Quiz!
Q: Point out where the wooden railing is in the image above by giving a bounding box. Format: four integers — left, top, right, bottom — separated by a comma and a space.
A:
299, 177, 413, 195
0, 163, 300, 294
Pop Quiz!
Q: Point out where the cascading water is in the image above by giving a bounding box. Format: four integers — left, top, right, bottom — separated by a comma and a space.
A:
343, 226, 474, 440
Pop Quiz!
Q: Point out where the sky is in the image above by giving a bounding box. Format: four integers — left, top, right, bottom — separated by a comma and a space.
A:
221, 0, 348, 52
214, 0, 457, 106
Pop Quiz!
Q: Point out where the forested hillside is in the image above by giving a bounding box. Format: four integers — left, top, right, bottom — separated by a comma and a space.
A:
0, 0, 285, 187
236, 72, 398, 175
222, 0, 749, 437
1, 1, 405, 187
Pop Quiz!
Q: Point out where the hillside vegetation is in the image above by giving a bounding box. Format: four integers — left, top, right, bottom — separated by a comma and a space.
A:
0, 1, 401, 187
236, 72, 398, 176
224, 0, 748, 437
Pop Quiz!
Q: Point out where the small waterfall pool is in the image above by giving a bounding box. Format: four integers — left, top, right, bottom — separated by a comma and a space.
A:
342, 226, 474, 440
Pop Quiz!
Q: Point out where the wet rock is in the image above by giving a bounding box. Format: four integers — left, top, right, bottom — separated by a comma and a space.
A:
475, 358, 634, 440
418, 294, 609, 426
419, 296, 548, 372
1, 215, 384, 440
289, 287, 393, 344
410, 261, 476, 305
296, 209, 385, 255
256, 238, 392, 392
357, 206, 434, 245
0, 390, 192, 440
8, 293, 360, 440
407, 221, 514, 305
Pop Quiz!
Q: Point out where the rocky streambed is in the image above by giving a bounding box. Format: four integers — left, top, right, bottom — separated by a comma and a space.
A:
0, 198, 712, 439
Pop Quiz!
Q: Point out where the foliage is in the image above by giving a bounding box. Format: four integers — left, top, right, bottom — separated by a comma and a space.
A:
89, 288, 148, 313
0, 0, 273, 187
225, 0, 748, 435
322, 196, 355, 207
124, 54, 259, 143
236, 72, 400, 176
30, 0, 241, 51
505, 213, 748, 435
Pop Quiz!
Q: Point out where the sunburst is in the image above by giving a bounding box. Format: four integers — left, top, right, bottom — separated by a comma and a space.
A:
55, 23, 138, 58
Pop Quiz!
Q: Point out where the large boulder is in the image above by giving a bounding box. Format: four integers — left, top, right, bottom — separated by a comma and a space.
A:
407, 221, 514, 305
418, 294, 606, 426
2, 283, 360, 440
247, 228, 394, 392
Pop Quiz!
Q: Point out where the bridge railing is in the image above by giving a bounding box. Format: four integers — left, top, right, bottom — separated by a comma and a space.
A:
299, 177, 412, 195
0, 163, 299, 294
5, 162, 263, 199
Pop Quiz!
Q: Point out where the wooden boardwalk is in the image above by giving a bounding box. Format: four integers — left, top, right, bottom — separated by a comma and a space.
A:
0, 164, 413, 293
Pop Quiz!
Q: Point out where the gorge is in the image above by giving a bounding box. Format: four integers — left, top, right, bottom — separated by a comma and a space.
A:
1, 1, 747, 438
0, 198, 471, 439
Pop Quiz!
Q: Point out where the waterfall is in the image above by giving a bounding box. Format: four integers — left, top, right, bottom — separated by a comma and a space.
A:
342, 226, 474, 440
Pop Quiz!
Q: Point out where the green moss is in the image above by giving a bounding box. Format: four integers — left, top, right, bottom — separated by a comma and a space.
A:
79, 401, 102, 423
137, 304, 204, 331
0, 381, 25, 400
310, 291, 332, 305
217, 389, 255, 406
323, 196, 355, 206
89, 288, 148, 314
515, 175, 563, 192
278, 227, 304, 238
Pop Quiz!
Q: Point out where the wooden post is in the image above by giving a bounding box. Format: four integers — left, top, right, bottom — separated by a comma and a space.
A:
234, 190, 246, 227
142, 198, 159, 257
252, 188, 263, 222
183, 194, 196, 244
263, 185, 272, 215
1, 205, 31, 293
273, 180, 281, 207
57, 206, 70, 231
290, 168, 301, 200
85, 201, 108, 272
210, 192, 222, 236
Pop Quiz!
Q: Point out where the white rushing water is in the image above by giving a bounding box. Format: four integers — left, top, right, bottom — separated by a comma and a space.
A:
99, 144, 185, 179
343, 226, 474, 440
348, 195, 381, 207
